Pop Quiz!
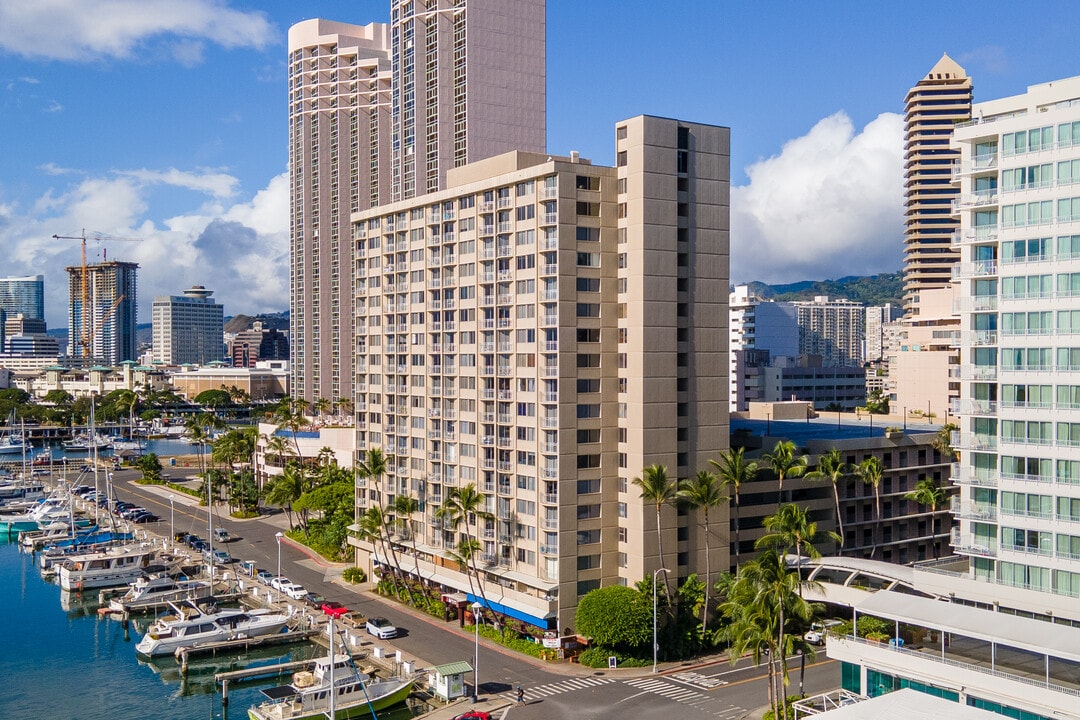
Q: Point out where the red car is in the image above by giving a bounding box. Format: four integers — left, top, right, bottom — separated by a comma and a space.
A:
452, 713, 491, 720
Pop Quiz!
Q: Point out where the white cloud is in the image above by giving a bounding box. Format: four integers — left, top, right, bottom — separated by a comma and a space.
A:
0, 167, 289, 330
118, 168, 239, 199
0, 0, 276, 62
730, 111, 905, 285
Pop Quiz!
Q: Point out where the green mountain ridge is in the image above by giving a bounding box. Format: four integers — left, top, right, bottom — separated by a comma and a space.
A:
744, 272, 903, 307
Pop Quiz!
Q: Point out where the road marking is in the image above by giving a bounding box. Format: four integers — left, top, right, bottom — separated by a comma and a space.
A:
503, 675, 616, 700
671, 670, 728, 689
622, 677, 749, 717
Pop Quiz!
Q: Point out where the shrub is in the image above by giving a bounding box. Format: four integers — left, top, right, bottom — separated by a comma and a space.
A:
342, 567, 367, 584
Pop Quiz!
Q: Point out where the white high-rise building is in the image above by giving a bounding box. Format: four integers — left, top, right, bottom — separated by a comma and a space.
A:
288, 1, 546, 405
728, 285, 797, 411
151, 285, 224, 366
794, 296, 866, 367
951, 74, 1080, 609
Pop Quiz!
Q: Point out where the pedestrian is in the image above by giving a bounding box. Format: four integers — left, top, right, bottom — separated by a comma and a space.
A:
516, 685, 525, 706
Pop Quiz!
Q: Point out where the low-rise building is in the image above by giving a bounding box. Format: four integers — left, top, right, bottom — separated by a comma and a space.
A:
170, 361, 289, 401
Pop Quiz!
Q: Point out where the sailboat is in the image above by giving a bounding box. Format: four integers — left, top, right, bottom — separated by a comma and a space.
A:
0, 410, 30, 456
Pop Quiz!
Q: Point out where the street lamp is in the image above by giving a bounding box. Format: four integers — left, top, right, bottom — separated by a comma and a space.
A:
471, 601, 483, 702
653, 567, 670, 674
169, 495, 175, 548
275, 531, 284, 578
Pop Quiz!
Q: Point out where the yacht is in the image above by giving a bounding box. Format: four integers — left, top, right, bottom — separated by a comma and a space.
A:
109, 572, 216, 613
0, 411, 29, 456
248, 654, 414, 720
134, 600, 291, 657
0, 480, 47, 506
63, 431, 113, 452
57, 544, 160, 591
0, 496, 73, 534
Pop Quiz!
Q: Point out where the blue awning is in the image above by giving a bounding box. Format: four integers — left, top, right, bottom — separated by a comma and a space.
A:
466, 593, 554, 629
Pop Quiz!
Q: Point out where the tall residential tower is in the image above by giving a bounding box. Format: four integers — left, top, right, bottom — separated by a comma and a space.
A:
903, 54, 972, 316
65, 261, 138, 365
347, 116, 730, 627
288, 0, 546, 404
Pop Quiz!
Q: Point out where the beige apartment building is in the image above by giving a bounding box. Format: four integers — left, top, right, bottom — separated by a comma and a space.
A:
346, 116, 729, 629
903, 54, 972, 315
288, 0, 546, 406
885, 285, 960, 422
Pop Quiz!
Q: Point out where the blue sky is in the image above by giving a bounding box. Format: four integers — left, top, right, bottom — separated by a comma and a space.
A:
2, 0, 1080, 328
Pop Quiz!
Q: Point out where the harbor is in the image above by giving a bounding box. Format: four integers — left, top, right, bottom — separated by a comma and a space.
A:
0, 467, 439, 720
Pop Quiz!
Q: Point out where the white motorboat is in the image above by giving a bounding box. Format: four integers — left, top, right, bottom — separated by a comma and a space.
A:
57, 543, 160, 591
109, 572, 216, 613
134, 600, 291, 657
248, 654, 414, 720
0, 496, 73, 534
0, 480, 47, 507
63, 431, 113, 451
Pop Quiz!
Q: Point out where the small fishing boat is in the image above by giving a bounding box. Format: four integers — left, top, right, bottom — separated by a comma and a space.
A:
248, 654, 414, 720
134, 600, 291, 657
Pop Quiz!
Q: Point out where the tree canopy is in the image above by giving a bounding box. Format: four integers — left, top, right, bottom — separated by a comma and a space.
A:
576, 585, 653, 650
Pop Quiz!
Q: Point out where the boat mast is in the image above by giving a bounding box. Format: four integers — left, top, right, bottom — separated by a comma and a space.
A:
90, 402, 100, 526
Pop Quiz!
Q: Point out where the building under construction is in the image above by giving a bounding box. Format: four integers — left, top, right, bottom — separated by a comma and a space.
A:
65, 261, 139, 365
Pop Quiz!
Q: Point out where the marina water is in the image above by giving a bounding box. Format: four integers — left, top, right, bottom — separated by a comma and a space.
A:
0, 501, 426, 719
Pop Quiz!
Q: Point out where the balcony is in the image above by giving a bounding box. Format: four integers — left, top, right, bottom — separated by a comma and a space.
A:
950, 399, 997, 416
951, 261, 997, 280
958, 364, 997, 381
950, 463, 999, 487
960, 331, 998, 347
949, 496, 998, 521
950, 528, 997, 557
951, 431, 997, 451
543, 492, 558, 504
540, 544, 558, 555
952, 296, 999, 313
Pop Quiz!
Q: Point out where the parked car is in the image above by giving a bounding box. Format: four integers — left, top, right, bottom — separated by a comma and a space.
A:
269, 576, 291, 591
256, 570, 274, 584
366, 617, 397, 639
279, 582, 308, 600
213, 527, 231, 543
804, 620, 842, 645
210, 549, 232, 564
452, 712, 491, 720
131, 513, 160, 524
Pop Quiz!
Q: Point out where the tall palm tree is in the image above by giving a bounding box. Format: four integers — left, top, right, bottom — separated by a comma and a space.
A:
437, 483, 497, 624
333, 397, 354, 422
264, 462, 304, 530
678, 470, 727, 639
710, 447, 758, 567
720, 550, 820, 719
856, 456, 885, 557
905, 476, 947, 558
355, 447, 414, 601
632, 464, 679, 603
392, 494, 422, 582
755, 504, 840, 586
805, 448, 853, 553
273, 399, 311, 459
763, 440, 808, 496
263, 434, 292, 468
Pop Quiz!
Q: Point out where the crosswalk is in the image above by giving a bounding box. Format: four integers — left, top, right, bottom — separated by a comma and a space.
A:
502, 675, 616, 701
623, 677, 745, 718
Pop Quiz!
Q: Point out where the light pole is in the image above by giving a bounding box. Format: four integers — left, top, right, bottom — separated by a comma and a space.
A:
169, 495, 175, 548
652, 567, 670, 674
275, 531, 284, 578
471, 601, 482, 702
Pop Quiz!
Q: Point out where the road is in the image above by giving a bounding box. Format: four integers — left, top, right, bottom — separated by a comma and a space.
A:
102, 468, 841, 718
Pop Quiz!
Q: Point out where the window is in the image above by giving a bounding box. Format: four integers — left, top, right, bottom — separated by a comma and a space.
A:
576, 404, 600, 418
577, 429, 600, 443
576, 328, 600, 343
516, 204, 535, 221
577, 529, 600, 545
576, 227, 600, 242
576, 554, 600, 570
576, 303, 600, 317
616, 151, 627, 167
577, 479, 600, 494
576, 454, 600, 469
576, 252, 600, 267
576, 202, 600, 216
576, 277, 600, 292
577, 378, 600, 393
576, 354, 600, 368
577, 579, 601, 595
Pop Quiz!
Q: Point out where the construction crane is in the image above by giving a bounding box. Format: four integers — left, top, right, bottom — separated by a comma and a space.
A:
52, 229, 142, 361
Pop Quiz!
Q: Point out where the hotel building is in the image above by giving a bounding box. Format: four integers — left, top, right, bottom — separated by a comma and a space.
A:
347, 116, 729, 628
903, 54, 972, 316
151, 285, 224, 366
288, 0, 546, 405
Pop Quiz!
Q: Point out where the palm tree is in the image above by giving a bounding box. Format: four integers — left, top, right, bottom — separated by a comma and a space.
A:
355, 448, 414, 601
272, 399, 310, 459
333, 397, 354, 422
755, 504, 840, 586
678, 470, 727, 639
719, 550, 820, 719
632, 464, 679, 602
905, 476, 947, 558
312, 397, 333, 419
437, 483, 497, 624
931, 422, 959, 461
392, 494, 422, 582
263, 434, 292, 468
805, 448, 853, 553
856, 456, 885, 557
264, 462, 304, 529
763, 440, 808, 496
710, 447, 758, 568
